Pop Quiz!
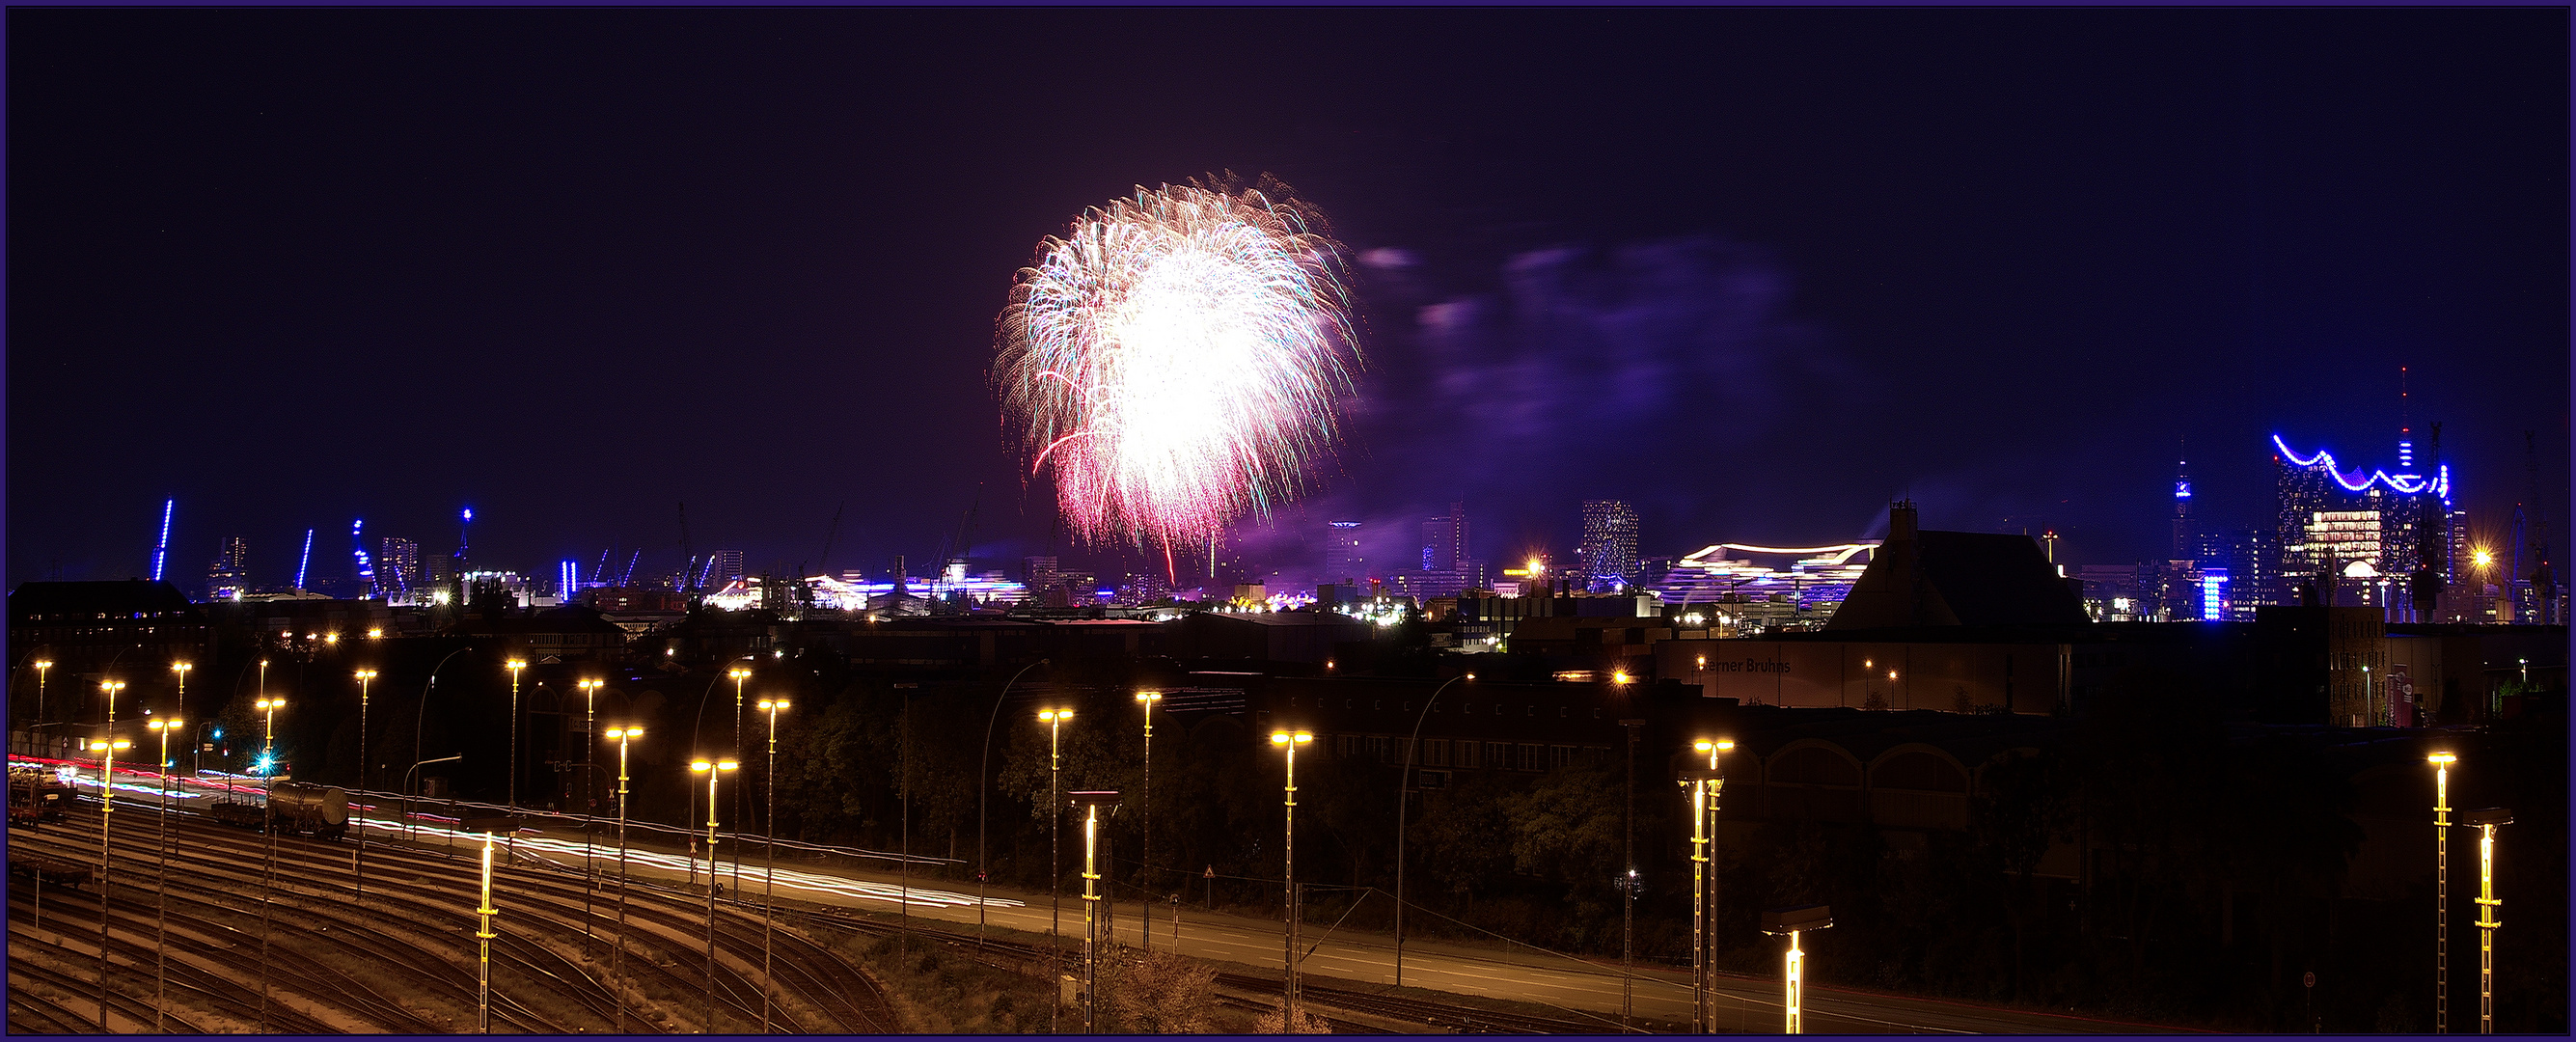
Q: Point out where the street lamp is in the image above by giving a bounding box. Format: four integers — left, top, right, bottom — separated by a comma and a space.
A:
728, 665, 751, 894
1039, 705, 1074, 1029
1271, 729, 1313, 1028
255, 697, 287, 777
604, 726, 644, 1033
691, 756, 740, 1033
86, 735, 130, 1030
2363, 664, 2374, 727
147, 718, 182, 1033
1134, 690, 1163, 950
578, 678, 604, 942
1072, 790, 1123, 1032
755, 699, 791, 1033
505, 658, 526, 824
252, 699, 287, 1031
170, 660, 191, 705
474, 822, 501, 1034
1682, 737, 1734, 1033
102, 678, 127, 728
1394, 672, 1473, 985
33, 659, 52, 723
977, 659, 1049, 947
2465, 807, 2511, 1034
1619, 717, 1646, 1030
354, 669, 377, 899
2430, 751, 2456, 1033
1762, 904, 1834, 1034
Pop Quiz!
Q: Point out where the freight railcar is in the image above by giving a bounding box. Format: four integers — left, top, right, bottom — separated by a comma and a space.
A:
206, 782, 348, 839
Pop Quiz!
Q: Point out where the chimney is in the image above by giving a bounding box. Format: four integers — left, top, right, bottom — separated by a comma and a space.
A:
1889, 500, 1919, 543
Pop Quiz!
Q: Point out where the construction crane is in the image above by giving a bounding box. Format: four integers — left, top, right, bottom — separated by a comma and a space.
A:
350, 519, 378, 599
929, 485, 982, 600
295, 528, 315, 592
676, 502, 697, 595
817, 502, 845, 579
151, 499, 174, 582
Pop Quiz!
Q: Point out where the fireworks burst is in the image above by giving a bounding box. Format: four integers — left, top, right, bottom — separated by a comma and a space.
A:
996, 178, 1359, 551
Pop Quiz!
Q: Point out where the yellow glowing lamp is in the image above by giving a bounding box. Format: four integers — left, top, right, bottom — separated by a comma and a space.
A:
1135, 690, 1163, 704
1270, 731, 1313, 746
757, 698, 791, 712
1039, 708, 1073, 723
690, 758, 740, 774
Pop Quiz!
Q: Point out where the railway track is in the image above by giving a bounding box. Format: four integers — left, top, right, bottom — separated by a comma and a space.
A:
11, 808, 896, 1034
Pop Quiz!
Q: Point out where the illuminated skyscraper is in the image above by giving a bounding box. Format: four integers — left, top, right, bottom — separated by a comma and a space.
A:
2273, 433, 2452, 617
1578, 500, 1640, 592
1325, 521, 1364, 585
708, 548, 747, 585
206, 535, 250, 599
380, 536, 420, 593
1419, 503, 1470, 597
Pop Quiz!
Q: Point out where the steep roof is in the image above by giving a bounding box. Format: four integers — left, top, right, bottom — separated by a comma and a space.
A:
1826, 506, 2088, 630
9, 580, 203, 623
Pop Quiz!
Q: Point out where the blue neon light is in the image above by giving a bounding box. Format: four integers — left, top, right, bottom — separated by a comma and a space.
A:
2200, 568, 2230, 620
2271, 434, 2448, 497
151, 499, 174, 581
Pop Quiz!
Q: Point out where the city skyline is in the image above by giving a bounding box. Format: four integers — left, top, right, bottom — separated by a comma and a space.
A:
9, 10, 2567, 592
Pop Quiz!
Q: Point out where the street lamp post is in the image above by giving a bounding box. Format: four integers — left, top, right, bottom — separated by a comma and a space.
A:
1134, 690, 1162, 950
33, 659, 51, 725
88, 735, 130, 1030
505, 659, 526, 854
1271, 729, 1313, 1028
729, 666, 750, 895
1039, 706, 1074, 1031
691, 756, 740, 1034
1072, 791, 1123, 1032
411, 648, 473, 845
605, 727, 643, 1033
1393, 672, 1472, 986
253, 698, 286, 1032
578, 678, 603, 943
148, 718, 182, 1033
170, 660, 191, 708
755, 699, 791, 1033
2465, 808, 2511, 1034
476, 825, 500, 1033
977, 659, 1048, 947
101, 678, 127, 730
1762, 905, 1834, 1034
1681, 737, 1734, 1033
354, 669, 376, 899
2430, 751, 2456, 1033
1619, 717, 1646, 1030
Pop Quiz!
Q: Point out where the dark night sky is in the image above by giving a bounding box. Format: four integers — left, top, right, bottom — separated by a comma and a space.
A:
8, 9, 2568, 590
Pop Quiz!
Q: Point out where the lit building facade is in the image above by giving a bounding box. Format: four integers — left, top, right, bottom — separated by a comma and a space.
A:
206, 535, 251, 600
1647, 542, 1877, 633
2273, 433, 2453, 620
1324, 521, 1364, 586
1577, 499, 1640, 592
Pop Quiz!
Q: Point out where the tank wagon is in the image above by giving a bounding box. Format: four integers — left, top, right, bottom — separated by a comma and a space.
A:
206, 781, 348, 839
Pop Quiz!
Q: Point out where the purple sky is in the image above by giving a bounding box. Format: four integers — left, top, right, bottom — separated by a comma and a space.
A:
9, 9, 2566, 590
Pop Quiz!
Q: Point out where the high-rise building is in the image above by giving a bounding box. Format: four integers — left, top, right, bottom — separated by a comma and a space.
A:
2274, 432, 2453, 617
206, 536, 250, 600
2171, 452, 2194, 559
708, 549, 747, 586
1025, 556, 1062, 607
1325, 522, 1364, 585
1419, 503, 1470, 597
1578, 500, 1641, 592
380, 536, 421, 594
